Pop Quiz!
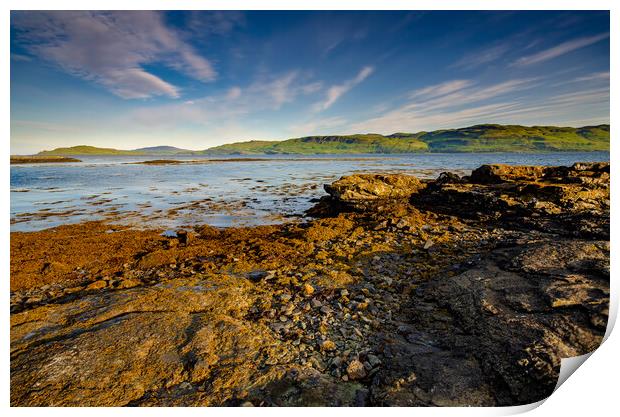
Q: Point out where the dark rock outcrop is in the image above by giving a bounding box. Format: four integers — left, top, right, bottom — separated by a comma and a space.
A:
412, 162, 610, 238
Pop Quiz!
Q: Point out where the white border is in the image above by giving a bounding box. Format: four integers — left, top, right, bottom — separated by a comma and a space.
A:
3, 1, 617, 415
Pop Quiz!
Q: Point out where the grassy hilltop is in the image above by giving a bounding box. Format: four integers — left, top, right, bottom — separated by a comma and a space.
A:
36, 124, 609, 156
204, 124, 610, 154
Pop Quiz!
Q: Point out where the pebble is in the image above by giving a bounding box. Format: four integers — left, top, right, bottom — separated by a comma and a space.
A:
423, 239, 434, 250
248, 270, 269, 282
346, 359, 367, 380
320, 340, 336, 351
117, 279, 141, 289
302, 284, 315, 296
86, 280, 107, 290
367, 354, 382, 368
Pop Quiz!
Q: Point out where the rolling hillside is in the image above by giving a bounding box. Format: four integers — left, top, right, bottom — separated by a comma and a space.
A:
36, 124, 610, 156
204, 124, 609, 154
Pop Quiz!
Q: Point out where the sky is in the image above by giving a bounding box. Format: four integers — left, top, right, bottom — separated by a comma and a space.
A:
10, 10, 610, 154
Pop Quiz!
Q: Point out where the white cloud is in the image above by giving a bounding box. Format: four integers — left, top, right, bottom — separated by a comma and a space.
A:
408, 80, 473, 100
512, 32, 609, 66
452, 44, 510, 70
226, 86, 242, 100
347, 78, 540, 133
10, 53, 32, 62
313, 66, 374, 112
11, 11, 217, 99
129, 70, 324, 127
301, 81, 323, 94
574, 71, 610, 82
249, 72, 299, 109
101, 68, 180, 99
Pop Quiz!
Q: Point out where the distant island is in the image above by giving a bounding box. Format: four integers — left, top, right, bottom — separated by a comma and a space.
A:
34, 124, 610, 156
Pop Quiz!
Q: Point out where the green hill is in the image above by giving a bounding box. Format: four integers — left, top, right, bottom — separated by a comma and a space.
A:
204, 124, 609, 154
402, 124, 610, 152
36, 124, 609, 156
202, 134, 428, 155
38, 145, 143, 156
37, 145, 191, 156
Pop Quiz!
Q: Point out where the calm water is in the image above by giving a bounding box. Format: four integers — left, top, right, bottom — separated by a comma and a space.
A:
10, 152, 610, 232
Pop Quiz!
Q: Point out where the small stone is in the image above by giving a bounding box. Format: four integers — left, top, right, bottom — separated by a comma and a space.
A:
25, 296, 43, 304
176, 230, 191, 245
311, 299, 322, 308
241, 401, 254, 407
117, 279, 141, 289
320, 340, 337, 351
346, 359, 367, 380
279, 315, 288, 322
395, 218, 410, 229
340, 289, 349, 297
63, 286, 84, 294
86, 280, 107, 290
367, 354, 382, 368
161, 230, 177, 238
356, 302, 368, 311
423, 239, 434, 250
302, 284, 315, 296
248, 270, 269, 282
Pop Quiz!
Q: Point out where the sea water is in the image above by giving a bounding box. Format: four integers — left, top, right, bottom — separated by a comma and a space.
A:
10, 152, 610, 232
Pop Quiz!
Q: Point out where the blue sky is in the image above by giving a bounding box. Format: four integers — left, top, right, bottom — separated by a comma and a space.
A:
10, 10, 610, 153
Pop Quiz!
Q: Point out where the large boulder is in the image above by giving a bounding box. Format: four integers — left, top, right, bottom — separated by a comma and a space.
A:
469, 164, 546, 184
324, 174, 425, 209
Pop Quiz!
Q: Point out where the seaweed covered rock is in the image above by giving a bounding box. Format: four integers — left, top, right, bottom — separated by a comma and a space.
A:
323, 173, 425, 210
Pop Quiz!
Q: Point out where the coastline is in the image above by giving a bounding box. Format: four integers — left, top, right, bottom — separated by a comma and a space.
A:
10, 162, 610, 406
10, 155, 82, 164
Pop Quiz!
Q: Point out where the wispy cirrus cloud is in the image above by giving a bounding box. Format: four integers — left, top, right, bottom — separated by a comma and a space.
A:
11, 11, 217, 99
511, 32, 609, 66
347, 78, 540, 133
313, 66, 374, 112
408, 79, 474, 100
452, 44, 510, 70
130, 71, 323, 127
573, 71, 610, 82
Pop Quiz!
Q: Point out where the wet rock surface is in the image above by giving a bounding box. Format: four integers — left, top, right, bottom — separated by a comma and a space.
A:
10, 162, 609, 406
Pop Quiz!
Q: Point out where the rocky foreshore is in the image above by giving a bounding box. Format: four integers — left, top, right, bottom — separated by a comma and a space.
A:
10, 162, 610, 406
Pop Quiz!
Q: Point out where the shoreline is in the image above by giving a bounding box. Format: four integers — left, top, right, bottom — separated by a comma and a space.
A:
10, 155, 82, 164
10, 162, 610, 406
